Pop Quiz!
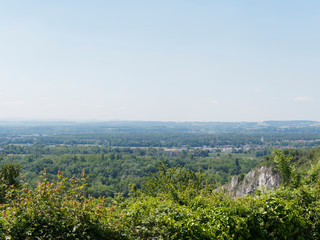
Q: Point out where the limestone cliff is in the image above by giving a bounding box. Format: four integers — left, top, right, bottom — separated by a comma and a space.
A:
223, 166, 281, 197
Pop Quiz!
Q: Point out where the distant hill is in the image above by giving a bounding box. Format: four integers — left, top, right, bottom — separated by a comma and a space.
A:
0, 120, 319, 135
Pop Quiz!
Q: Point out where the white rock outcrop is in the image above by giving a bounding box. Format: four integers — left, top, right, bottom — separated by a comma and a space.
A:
225, 166, 281, 197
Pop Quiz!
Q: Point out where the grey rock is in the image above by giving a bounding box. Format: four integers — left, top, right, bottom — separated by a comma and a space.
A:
220, 166, 281, 197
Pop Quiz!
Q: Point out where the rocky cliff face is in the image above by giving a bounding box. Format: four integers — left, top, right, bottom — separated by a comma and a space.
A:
223, 166, 281, 197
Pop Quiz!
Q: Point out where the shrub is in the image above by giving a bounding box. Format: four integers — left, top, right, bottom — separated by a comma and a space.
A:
0, 169, 118, 239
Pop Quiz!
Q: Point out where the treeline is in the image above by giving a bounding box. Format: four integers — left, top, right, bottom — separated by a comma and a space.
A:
1, 148, 320, 239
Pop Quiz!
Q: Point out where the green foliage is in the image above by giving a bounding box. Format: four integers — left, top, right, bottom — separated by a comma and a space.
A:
142, 162, 206, 203
273, 149, 292, 185
2, 153, 320, 239
0, 163, 22, 187
0, 163, 22, 203
2, 146, 320, 239
0, 145, 263, 197
0, 169, 117, 239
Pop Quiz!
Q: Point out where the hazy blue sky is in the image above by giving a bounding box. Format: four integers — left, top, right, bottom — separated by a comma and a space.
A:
0, 1, 319, 122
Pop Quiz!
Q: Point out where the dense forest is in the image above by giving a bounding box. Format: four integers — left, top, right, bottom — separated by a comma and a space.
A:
1, 147, 320, 239
0, 145, 262, 198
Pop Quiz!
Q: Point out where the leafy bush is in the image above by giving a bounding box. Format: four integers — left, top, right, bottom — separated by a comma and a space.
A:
0, 163, 22, 203
0, 169, 118, 239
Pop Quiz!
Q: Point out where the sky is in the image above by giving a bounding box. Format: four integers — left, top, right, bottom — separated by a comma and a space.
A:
0, 1, 319, 122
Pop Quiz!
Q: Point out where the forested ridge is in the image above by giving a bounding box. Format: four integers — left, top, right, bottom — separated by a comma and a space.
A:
1, 147, 320, 239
